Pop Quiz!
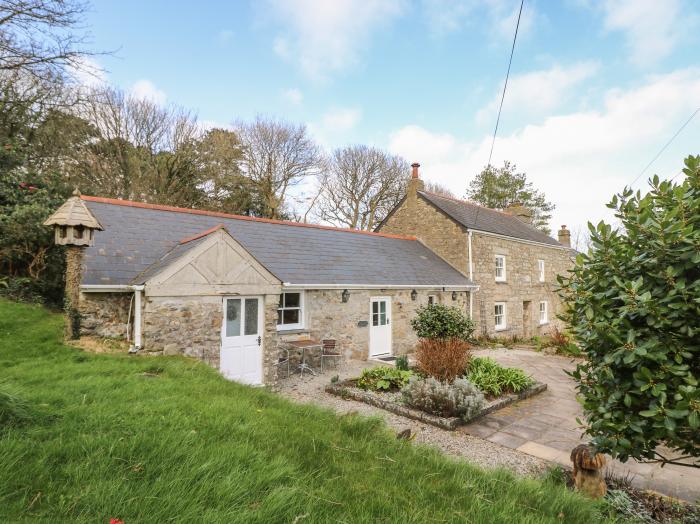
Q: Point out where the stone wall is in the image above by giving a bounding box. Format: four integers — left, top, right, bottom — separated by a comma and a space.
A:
377, 189, 574, 339
295, 288, 469, 360
380, 184, 468, 274
469, 232, 572, 338
79, 292, 133, 339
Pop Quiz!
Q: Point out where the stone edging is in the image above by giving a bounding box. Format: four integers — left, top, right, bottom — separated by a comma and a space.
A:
325, 381, 547, 431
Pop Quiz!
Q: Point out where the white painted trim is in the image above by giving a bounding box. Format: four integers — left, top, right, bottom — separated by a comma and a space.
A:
539, 300, 548, 325
495, 254, 507, 282
538, 259, 545, 282
80, 285, 133, 292
281, 283, 479, 290
369, 296, 392, 357
494, 301, 507, 331
276, 290, 305, 331
468, 230, 474, 320
467, 228, 570, 250
133, 286, 143, 348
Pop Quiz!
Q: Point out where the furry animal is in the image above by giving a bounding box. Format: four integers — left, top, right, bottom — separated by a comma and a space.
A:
570, 444, 607, 499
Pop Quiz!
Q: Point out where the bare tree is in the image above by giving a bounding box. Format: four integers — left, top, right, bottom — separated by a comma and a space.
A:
0, 0, 94, 80
235, 116, 323, 219
71, 85, 204, 205
315, 145, 409, 230
423, 180, 455, 198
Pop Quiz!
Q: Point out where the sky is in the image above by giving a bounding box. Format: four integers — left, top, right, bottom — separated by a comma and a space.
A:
82, 0, 700, 237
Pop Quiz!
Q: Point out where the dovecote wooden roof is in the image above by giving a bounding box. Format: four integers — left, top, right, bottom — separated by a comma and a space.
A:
43, 193, 103, 230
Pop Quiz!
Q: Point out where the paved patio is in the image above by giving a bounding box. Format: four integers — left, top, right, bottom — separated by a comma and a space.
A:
463, 348, 700, 501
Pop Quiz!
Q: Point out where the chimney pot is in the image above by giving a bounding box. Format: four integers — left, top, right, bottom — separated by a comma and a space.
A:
411, 162, 420, 179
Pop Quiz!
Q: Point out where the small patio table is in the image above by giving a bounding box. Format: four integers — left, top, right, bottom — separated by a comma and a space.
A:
286, 339, 323, 377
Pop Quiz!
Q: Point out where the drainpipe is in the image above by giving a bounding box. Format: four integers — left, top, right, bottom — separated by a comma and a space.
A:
468, 230, 474, 320
129, 285, 145, 353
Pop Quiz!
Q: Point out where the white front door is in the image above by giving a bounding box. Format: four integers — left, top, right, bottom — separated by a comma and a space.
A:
369, 297, 392, 357
220, 296, 263, 385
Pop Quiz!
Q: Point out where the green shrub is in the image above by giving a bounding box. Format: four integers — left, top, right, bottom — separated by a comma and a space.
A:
395, 355, 409, 371
410, 304, 475, 340
357, 366, 413, 391
466, 357, 534, 397
559, 155, 700, 466
401, 376, 484, 420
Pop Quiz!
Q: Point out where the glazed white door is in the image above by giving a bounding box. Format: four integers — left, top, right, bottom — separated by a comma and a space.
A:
220, 296, 263, 385
369, 297, 392, 357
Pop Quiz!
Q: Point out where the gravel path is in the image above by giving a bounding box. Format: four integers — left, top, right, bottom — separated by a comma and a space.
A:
276, 360, 549, 478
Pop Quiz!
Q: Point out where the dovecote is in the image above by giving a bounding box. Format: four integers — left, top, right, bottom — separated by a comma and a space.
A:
43, 190, 103, 246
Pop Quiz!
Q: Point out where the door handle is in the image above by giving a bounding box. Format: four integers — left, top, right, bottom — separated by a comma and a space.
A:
257, 336, 261, 346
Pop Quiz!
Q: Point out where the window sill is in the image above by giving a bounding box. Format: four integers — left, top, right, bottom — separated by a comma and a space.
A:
495, 280, 508, 284
494, 326, 507, 332
276, 327, 308, 334
539, 321, 549, 326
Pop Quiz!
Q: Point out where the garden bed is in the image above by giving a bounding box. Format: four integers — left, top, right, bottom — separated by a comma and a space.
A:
326, 379, 547, 431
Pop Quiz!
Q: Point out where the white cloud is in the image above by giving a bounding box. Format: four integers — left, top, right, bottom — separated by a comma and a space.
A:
601, 0, 684, 66
217, 29, 234, 44
199, 120, 235, 132
389, 68, 700, 236
282, 87, 303, 105
68, 56, 107, 87
307, 107, 363, 149
476, 61, 599, 125
422, 0, 535, 41
130, 79, 167, 105
322, 107, 362, 131
266, 0, 405, 81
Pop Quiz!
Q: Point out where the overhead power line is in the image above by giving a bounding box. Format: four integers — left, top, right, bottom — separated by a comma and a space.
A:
487, 0, 524, 168
630, 107, 700, 187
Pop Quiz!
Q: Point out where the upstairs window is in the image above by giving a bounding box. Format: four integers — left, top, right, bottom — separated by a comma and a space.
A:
277, 292, 303, 330
539, 301, 548, 324
538, 259, 545, 282
495, 255, 506, 282
494, 302, 506, 330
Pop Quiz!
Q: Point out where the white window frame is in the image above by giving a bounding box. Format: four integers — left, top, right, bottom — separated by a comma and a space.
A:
538, 259, 545, 282
495, 255, 506, 282
494, 302, 507, 331
428, 294, 437, 305
277, 291, 304, 331
539, 301, 548, 325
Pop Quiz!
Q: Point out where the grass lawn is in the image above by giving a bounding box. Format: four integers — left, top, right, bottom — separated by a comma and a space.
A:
0, 300, 610, 523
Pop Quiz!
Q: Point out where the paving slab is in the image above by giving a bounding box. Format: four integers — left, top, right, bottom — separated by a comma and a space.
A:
462, 348, 700, 501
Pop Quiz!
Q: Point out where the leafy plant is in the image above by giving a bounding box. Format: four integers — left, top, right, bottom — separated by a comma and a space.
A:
410, 304, 475, 340
357, 366, 413, 391
559, 155, 700, 468
415, 337, 471, 382
466, 357, 534, 397
395, 355, 409, 371
401, 376, 484, 420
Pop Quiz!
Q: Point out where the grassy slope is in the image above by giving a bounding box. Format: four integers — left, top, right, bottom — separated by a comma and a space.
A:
0, 300, 607, 523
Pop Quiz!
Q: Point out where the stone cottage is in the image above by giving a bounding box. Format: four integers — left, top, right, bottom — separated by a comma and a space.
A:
377, 163, 574, 338
44, 192, 476, 385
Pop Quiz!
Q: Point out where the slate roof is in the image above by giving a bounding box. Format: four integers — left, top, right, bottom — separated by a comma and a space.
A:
418, 191, 565, 247
80, 196, 475, 288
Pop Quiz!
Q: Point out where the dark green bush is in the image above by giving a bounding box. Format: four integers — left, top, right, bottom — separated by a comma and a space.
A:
465, 357, 534, 397
395, 355, 409, 371
357, 366, 413, 391
410, 304, 475, 340
559, 155, 700, 466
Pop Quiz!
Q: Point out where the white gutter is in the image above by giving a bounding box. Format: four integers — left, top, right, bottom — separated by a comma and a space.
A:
468, 230, 474, 319
282, 283, 479, 291
132, 285, 144, 350
80, 284, 132, 292
468, 228, 570, 250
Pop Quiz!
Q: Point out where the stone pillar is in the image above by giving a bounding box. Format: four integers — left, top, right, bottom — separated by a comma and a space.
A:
64, 246, 84, 339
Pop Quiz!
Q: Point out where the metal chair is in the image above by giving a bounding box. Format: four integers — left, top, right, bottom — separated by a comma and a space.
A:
320, 339, 342, 372
276, 346, 290, 379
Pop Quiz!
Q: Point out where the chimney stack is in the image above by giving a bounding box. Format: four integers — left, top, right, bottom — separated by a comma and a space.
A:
411, 162, 420, 179
504, 202, 533, 225
408, 162, 424, 198
558, 225, 571, 247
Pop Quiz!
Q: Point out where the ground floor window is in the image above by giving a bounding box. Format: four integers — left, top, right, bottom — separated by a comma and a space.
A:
278, 292, 303, 330
494, 302, 506, 330
428, 294, 437, 305
539, 301, 548, 324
